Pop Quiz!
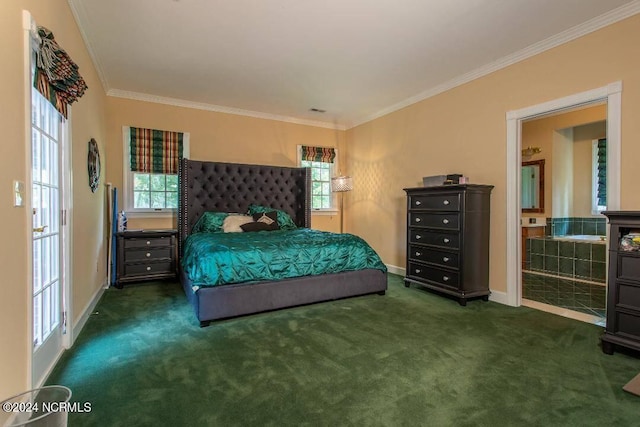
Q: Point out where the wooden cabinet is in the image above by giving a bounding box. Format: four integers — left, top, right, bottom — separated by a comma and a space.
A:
403, 184, 493, 306
116, 229, 177, 288
601, 211, 640, 355
522, 225, 545, 269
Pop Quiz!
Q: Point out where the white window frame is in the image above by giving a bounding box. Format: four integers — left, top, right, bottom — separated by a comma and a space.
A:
122, 126, 190, 217
591, 139, 606, 215
296, 145, 339, 215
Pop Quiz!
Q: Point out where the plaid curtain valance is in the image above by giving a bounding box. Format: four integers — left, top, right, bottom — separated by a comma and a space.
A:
34, 27, 88, 119
301, 145, 336, 163
130, 128, 184, 174
596, 138, 607, 206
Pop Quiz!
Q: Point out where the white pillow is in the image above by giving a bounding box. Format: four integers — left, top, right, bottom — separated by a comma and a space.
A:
222, 214, 253, 233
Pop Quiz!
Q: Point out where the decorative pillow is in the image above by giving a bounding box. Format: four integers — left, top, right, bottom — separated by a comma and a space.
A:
240, 222, 274, 232
252, 211, 280, 231
248, 205, 297, 230
222, 214, 254, 233
192, 211, 229, 234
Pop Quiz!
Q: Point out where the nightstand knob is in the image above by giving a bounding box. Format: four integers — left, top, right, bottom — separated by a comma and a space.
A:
442, 219, 449, 224
415, 251, 421, 257
416, 235, 422, 240
146, 266, 152, 271
443, 257, 450, 262
443, 238, 450, 243
415, 269, 421, 274
146, 252, 151, 257
443, 276, 449, 281
415, 218, 421, 223
443, 200, 450, 205
146, 241, 151, 245
415, 200, 421, 206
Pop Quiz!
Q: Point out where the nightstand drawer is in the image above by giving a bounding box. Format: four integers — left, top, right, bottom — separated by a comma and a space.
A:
409, 245, 459, 269
409, 194, 460, 211
409, 212, 459, 230
617, 283, 640, 311
124, 261, 174, 277
618, 254, 640, 284
124, 236, 173, 248
125, 247, 173, 262
408, 262, 459, 289
409, 229, 459, 249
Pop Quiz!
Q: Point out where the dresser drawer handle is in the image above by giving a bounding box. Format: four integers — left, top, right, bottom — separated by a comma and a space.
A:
443, 200, 450, 205
146, 266, 152, 271
443, 238, 450, 243
443, 276, 450, 282
415, 251, 422, 257
442, 219, 449, 224
146, 241, 151, 245
416, 235, 422, 240
443, 257, 450, 262
415, 218, 421, 223
415, 269, 421, 274
146, 252, 151, 257
415, 200, 421, 206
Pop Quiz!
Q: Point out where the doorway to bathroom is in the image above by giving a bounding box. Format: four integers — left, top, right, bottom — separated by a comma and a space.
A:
504, 82, 622, 325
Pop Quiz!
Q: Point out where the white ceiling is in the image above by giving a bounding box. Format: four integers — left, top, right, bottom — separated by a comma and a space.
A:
68, 0, 639, 129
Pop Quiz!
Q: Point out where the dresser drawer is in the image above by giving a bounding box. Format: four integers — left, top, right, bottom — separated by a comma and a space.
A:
125, 247, 173, 262
408, 245, 459, 269
124, 261, 174, 277
409, 193, 460, 211
124, 236, 173, 248
618, 254, 640, 284
409, 229, 459, 249
407, 262, 459, 289
410, 212, 459, 230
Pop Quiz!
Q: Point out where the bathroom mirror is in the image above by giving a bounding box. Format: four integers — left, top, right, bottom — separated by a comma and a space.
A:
522, 159, 545, 213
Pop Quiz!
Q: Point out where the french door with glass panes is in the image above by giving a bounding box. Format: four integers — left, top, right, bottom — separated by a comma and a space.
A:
31, 84, 67, 386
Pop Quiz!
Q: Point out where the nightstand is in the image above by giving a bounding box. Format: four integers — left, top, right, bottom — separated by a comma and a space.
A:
115, 229, 177, 288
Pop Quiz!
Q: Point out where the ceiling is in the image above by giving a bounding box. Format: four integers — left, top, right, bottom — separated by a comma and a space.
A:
67, 0, 639, 129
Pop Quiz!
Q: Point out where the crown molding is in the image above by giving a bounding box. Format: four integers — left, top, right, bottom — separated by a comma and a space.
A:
348, 0, 640, 129
107, 89, 345, 130
67, 0, 109, 93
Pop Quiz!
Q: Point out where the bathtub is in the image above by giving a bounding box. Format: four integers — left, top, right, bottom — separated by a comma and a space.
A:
552, 235, 606, 243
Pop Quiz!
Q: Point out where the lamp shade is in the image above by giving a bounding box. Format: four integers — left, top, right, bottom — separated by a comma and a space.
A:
331, 175, 353, 192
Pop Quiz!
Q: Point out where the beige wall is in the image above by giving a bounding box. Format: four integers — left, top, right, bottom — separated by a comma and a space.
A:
521, 105, 607, 220
0, 0, 107, 408
105, 97, 343, 232
346, 14, 640, 295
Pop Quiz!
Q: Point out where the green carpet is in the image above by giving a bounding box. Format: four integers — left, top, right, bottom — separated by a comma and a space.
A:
47, 274, 640, 426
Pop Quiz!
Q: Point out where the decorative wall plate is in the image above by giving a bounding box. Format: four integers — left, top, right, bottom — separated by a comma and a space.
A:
88, 138, 100, 193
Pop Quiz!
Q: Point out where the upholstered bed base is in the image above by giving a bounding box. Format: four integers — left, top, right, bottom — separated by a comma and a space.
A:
181, 269, 387, 327
178, 159, 387, 326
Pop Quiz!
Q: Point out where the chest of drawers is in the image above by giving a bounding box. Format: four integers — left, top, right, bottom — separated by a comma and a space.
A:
115, 229, 177, 288
601, 211, 640, 355
403, 185, 493, 305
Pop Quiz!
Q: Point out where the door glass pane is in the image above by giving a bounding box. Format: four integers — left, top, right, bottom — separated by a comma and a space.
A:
50, 188, 59, 233
33, 293, 42, 346
32, 133, 41, 183
42, 237, 51, 286
42, 286, 51, 337
41, 136, 50, 185
33, 239, 42, 294
50, 138, 58, 186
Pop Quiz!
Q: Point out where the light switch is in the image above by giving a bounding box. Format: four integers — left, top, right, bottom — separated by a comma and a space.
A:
14, 180, 25, 207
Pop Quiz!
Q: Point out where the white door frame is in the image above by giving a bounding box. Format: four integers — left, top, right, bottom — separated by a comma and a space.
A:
23, 10, 73, 388
504, 82, 622, 307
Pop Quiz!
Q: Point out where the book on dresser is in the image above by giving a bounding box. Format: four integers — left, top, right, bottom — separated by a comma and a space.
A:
403, 184, 493, 306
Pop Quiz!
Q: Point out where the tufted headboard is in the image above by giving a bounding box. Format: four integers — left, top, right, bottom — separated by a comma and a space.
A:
178, 158, 311, 256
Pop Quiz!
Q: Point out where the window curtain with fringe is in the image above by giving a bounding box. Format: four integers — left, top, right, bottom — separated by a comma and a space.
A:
34, 27, 88, 119
596, 138, 607, 207
300, 146, 336, 163
129, 128, 184, 174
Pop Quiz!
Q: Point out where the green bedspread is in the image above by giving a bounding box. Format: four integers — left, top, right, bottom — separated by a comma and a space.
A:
182, 228, 387, 286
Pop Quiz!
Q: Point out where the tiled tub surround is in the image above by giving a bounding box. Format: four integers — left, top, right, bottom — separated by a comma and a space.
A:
546, 217, 606, 237
523, 236, 606, 319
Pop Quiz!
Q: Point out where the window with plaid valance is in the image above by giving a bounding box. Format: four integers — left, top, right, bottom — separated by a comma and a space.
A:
129, 128, 184, 174
300, 145, 336, 163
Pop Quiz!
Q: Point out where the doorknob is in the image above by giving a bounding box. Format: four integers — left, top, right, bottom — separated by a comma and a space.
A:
33, 225, 48, 233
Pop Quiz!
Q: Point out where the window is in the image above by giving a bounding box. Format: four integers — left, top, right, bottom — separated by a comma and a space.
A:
123, 127, 189, 215
297, 145, 338, 212
592, 138, 606, 214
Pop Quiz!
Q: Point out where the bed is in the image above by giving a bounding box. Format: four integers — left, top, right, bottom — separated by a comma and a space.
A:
178, 158, 388, 326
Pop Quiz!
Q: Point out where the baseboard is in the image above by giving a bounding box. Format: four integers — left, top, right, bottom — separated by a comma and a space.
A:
488, 289, 508, 305
386, 264, 405, 276
71, 279, 107, 345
